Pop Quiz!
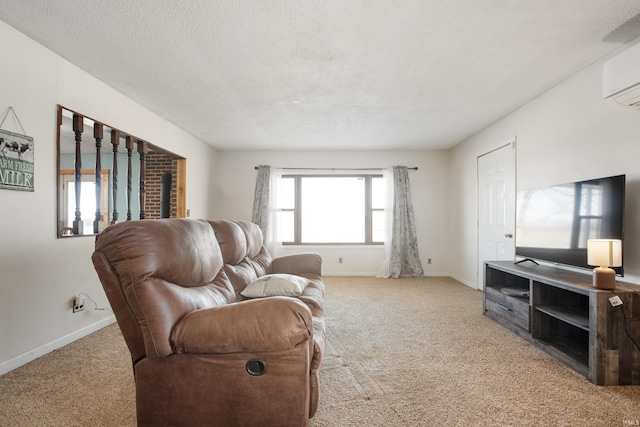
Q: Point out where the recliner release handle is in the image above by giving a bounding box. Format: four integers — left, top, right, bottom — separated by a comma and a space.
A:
246, 359, 267, 376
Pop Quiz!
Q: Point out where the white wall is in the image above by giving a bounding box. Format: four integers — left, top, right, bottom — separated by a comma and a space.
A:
212, 150, 450, 276
449, 40, 640, 288
7, 13, 638, 375
0, 21, 216, 374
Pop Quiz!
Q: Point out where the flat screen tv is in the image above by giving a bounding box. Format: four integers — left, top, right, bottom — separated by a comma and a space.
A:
515, 174, 625, 275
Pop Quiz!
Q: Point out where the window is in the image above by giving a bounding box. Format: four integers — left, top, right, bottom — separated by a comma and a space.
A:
277, 174, 387, 245
576, 182, 603, 248
59, 169, 109, 235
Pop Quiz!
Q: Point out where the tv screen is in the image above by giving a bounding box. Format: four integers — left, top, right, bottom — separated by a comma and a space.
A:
515, 174, 625, 275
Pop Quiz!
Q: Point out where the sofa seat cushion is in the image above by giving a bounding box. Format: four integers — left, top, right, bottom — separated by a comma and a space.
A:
171, 297, 313, 354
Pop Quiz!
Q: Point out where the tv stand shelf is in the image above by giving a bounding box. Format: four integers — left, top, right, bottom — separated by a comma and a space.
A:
535, 305, 589, 331
484, 261, 640, 385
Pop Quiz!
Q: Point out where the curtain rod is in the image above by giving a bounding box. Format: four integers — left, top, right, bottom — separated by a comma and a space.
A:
254, 166, 418, 171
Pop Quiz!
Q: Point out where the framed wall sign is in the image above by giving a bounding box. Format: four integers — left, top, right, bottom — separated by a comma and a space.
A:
0, 128, 34, 191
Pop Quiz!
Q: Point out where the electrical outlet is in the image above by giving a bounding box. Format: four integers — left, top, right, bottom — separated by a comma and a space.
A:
73, 295, 85, 313
428, 258, 432, 264
338, 257, 343, 264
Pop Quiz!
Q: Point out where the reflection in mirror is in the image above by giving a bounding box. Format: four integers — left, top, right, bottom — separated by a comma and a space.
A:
56, 106, 186, 238
59, 169, 109, 235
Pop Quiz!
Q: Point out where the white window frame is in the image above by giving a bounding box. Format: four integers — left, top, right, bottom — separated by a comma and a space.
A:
280, 174, 385, 245
59, 169, 109, 235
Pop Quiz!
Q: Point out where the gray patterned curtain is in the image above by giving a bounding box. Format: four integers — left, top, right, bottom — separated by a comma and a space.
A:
251, 165, 270, 239
389, 166, 424, 278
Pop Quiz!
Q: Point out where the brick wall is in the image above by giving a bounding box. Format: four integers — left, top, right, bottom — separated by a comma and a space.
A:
145, 152, 177, 219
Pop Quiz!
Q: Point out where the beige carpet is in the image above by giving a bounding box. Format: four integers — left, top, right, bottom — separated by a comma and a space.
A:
1, 276, 639, 426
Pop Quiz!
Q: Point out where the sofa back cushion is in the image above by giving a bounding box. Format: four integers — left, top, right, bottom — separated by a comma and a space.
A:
93, 219, 238, 358
209, 220, 272, 292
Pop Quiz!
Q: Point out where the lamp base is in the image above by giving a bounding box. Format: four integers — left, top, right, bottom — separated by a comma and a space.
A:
592, 267, 616, 290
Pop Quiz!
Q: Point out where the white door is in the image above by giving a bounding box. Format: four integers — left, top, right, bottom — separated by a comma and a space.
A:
477, 141, 516, 290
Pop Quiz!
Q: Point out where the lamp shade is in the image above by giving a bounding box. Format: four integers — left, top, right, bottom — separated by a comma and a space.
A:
587, 239, 622, 267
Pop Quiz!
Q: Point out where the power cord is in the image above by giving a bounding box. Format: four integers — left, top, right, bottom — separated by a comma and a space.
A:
78, 292, 113, 313
611, 286, 640, 352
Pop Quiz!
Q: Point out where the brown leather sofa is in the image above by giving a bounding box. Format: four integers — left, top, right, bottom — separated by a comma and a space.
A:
91, 218, 325, 426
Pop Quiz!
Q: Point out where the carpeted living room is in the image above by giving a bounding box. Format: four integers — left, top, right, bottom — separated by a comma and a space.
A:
2, 1, 640, 426
1, 276, 639, 426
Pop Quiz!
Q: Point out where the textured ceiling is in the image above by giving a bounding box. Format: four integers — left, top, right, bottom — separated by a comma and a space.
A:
2, 1, 640, 151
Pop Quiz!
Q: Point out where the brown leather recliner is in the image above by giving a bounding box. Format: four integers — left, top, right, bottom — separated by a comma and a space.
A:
91, 218, 325, 426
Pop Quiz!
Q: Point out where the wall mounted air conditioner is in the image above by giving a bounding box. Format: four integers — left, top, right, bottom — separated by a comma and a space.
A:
603, 42, 640, 108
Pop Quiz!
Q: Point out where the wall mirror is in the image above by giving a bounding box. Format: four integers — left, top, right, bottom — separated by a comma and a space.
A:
56, 105, 186, 238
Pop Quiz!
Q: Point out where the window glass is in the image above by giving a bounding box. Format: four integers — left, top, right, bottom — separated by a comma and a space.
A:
301, 177, 365, 243
277, 176, 295, 243
66, 181, 97, 234
372, 210, 386, 243
277, 174, 385, 245
279, 210, 295, 243
371, 176, 387, 209
277, 176, 295, 209
61, 171, 108, 235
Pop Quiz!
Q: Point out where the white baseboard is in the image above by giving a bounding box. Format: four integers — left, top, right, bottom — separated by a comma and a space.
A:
449, 273, 476, 289
323, 271, 377, 276
423, 271, 450, 278
323, 271, 459, 280
0, 315, 116, 376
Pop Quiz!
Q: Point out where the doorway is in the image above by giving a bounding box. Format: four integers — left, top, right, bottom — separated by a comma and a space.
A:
477, 140, 516, 290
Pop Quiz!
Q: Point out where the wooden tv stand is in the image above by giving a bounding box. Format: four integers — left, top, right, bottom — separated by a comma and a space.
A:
484, 261, 640, 385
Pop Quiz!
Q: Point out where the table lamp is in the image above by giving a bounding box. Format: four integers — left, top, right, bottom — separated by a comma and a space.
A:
587, 239, 622, 290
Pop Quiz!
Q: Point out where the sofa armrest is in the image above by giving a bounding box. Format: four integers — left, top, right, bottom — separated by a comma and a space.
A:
272, 252, 322, 277
171, 297, 312, 354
